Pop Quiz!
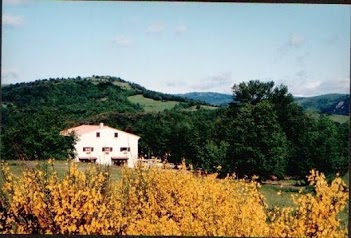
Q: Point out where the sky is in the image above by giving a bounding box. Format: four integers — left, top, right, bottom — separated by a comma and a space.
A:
2, 0, 350, 97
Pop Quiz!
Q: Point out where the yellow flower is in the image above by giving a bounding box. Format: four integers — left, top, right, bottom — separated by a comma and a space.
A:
0, 162, 348, 236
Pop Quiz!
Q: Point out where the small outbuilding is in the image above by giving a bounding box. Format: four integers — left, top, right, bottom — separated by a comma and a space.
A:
61, 123, 140, 167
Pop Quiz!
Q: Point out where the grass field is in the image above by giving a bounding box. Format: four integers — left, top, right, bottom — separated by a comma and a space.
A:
328, 114, 349, 124
1, 160, 348, 228
0, 160, 123, 185
259, 182, 300, 208
128, 94, 180, 112
305, 110, 349, 124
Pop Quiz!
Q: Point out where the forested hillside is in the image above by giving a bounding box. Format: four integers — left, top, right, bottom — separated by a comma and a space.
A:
1, 77, 348, 181
1, 76, 199, 114
0, 76, 204, 160
295, 93, 349, 115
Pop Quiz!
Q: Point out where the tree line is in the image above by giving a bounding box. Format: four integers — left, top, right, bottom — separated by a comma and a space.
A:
119, 81, 347, 181
1, 78, 348, 181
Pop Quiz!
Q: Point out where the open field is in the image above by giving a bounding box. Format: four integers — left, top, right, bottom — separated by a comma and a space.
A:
328, 114, 349, 124
259, 182, 299, 208
306, 110, 349, 124
0, 160, 123, 185
128, 94, 180, 112
1, 159, 348, 229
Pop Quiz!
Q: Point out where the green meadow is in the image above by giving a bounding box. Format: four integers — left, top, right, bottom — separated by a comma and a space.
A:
128, 94, 181, 112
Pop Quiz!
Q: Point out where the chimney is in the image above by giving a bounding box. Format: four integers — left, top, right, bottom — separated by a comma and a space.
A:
99, 122, 104, 129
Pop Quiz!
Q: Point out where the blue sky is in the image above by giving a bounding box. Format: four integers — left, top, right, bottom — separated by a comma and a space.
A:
2, 1, 350, 96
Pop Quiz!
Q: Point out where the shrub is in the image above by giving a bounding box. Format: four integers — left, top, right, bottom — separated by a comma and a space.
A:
267, 170, 348, 237
0, 160, 348, 237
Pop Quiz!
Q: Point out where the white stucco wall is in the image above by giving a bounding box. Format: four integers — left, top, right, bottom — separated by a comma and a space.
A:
74, 127, 140, 167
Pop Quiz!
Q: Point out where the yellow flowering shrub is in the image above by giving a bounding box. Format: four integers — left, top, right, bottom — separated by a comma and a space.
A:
118, 167, 268, 236
0, 161, 122, 234
268, 170, 349, 237
0, 161, 348, 237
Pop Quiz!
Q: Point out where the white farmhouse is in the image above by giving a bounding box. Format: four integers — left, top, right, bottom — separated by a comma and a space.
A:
61, 123, 140, 167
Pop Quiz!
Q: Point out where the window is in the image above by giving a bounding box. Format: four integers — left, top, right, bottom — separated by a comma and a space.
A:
83, 147, 94, 152
96, 132, 100, 137
114, 132, 118, 138
102, 147, 113, 152
120, 147, 130, 152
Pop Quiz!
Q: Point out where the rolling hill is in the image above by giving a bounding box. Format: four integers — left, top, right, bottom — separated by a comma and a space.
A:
295, 94, 349, 115
176, 92, 349, 116
1, 76, 210, 116
1, 76, 223, 162
2, 76, 348, 117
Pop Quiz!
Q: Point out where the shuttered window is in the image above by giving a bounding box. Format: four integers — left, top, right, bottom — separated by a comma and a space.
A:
102, 147, 113, 152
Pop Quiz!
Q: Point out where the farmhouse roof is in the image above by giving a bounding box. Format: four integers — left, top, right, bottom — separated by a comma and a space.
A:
60, 123, 140, 138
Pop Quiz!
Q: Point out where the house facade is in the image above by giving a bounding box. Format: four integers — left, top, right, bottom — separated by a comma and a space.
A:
61, 123, 140, 167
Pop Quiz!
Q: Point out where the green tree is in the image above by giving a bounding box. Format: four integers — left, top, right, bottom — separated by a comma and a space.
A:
287, 116, 348, 182
225, 101, 288, 180
230, 80, 349, 181
135, 113, 172, 159
1, 108, 76, 160
200, 140, 230, 176
232, 80, 275, 105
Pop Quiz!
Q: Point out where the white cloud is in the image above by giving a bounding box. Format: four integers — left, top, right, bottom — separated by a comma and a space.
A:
3, 14, 24, 27
319, 77, 350, 93
274, 33, 306, 63
285, 76, 349, 97
2, 68, 19, 83
283, 81, 318, 97
158, 81, 189, 93
113, 35, 133, 47
175, 25, 187, 34
146, 23, 165, 33
269, 71, 348, 97
191, 72, 232, 92
143, 79, 189, 94
289, 34, 305, 48
304, 80, 322, 90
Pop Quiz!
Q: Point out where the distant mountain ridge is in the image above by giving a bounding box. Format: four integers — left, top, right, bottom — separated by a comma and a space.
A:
176, 92, 233, 106
176, 92, 349, 115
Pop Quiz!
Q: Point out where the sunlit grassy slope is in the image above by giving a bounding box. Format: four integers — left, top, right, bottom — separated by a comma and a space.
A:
128, 94, 180, 112
328, 114, 349, 124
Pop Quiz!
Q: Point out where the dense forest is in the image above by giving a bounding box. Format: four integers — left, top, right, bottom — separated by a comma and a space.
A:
1, 76, 349, 181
